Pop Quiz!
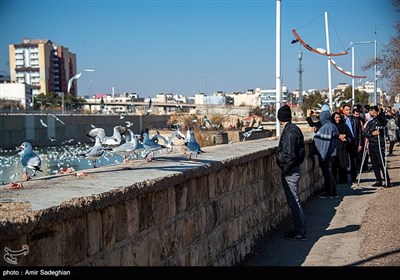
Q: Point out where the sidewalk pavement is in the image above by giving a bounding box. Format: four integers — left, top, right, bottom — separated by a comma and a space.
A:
241, 145, 400, 266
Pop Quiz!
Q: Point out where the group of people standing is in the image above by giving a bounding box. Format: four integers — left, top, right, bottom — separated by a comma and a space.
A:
274, 103, 397, 241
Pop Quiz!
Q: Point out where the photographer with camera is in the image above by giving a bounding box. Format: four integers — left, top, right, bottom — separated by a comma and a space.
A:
363, 106, 392, 187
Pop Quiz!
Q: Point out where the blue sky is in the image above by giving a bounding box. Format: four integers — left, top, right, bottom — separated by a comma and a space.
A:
0, 0, 397, 97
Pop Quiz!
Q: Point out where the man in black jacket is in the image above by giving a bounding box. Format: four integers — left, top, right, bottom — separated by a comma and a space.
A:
363, 106, 392, 187
343, 104, 363, 183
276, 105, 306, 241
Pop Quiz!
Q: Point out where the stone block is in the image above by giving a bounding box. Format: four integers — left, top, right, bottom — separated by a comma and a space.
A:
195, 176, 209, 205
131, 234, 149, 266
115, 203, 128, 242
25, 225, 61, 266
138, 193, 153, 231
105, 247, 121, 266
207, 173, 216, 199
216, 169, 228, 196
120, 242, 134, 266
158, 221, 177, 260
151, 189, 169, 225
60, 216, 87, 265
175, 184, 188, 213
101, 206, 116, 249
204, 202, 217, 233
125, 199, 139, 236
87, 212, 102, 257
216, 194, 232, 225
189, 244, 199, 266
148, 230, 162, 265
167, 187, 176, 219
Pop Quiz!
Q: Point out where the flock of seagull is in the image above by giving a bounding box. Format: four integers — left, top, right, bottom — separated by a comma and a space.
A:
12, 124, 205, 182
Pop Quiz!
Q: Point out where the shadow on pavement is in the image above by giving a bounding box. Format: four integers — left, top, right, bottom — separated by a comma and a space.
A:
240, 184, 373, 266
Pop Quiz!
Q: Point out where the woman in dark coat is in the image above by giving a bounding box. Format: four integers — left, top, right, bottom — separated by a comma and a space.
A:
331, 112, 352, 184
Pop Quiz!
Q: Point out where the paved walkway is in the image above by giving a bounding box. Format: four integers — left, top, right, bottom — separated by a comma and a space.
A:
242, 145, 400, 266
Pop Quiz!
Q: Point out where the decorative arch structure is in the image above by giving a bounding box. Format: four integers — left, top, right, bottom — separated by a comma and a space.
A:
291, 29, 348, 57
330, 59, 367, 79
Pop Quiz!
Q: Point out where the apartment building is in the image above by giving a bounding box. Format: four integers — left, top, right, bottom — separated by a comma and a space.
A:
9, 38, 77, 96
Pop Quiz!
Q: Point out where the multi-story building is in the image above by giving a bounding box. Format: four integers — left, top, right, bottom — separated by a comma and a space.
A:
9, 38, 77, 96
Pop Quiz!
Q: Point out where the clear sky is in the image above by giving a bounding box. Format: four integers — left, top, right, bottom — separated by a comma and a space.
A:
0, 0, 397, 97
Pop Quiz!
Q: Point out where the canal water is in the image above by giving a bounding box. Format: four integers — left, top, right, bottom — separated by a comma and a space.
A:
0, 143, 164, 185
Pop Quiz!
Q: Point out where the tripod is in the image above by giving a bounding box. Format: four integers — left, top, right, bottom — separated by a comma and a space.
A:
357, 141, 368, 186
358, 129, 388, 186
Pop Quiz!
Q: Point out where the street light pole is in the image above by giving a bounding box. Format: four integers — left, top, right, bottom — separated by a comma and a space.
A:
275, 0, 282, 137
351, 45, 355, 106
350, 40, 376, 105
374, 39, 377, 105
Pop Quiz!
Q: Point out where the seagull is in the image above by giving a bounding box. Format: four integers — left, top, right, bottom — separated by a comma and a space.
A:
125, 121, 133, 128
50, 114, 65, 125
153, 130, 186, 153
67, 72, 82, 93
17, 142, 43, 180
145, 99, 153, 116
111, 129, 144, 163
79, 136, 105, 168
186, 131, 204, 160
242, 128, 255, 141
142, 129, 166, 161
40, 119, 47, 127
61, 139, 74, 145
204, 115, 219, 130
87, 126, 126, 147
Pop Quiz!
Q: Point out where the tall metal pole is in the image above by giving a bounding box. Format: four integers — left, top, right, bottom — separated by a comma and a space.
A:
350, 40, 375, 105
298, 51, 303, 105
275, 0, 282, 137
374, 39, 377, 105
325, 12, 333, 111
61, 92, 65, 114
351, 45, 355, 106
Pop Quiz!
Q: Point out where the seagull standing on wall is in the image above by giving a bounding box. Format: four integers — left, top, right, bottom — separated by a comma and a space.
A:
186, 131, 204, 160
17, 142, 43, 181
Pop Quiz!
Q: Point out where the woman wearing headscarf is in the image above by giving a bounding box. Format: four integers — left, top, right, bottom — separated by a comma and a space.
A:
313, 110, 339, 198
331, 112, 352, 184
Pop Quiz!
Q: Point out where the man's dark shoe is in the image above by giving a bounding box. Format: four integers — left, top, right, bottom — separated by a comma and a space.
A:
372, 181, 383, 187
284, 230, 295, 237
384, 181, 393, 188
317, 194, 330, 199
284, 233, 307, 241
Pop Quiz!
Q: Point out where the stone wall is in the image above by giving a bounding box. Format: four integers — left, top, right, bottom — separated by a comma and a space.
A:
0, 136, 322, 266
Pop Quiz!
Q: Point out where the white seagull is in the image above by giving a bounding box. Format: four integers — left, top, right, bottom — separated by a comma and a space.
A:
17, 142, 43, 180
40, 119, 47, 127
111, 129, 144, 163
145, 99, 153, 116
79, 136, 105, 168
186, 131, 204, 160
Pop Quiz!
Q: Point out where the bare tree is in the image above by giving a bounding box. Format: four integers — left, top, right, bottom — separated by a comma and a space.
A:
363, 0, 400, 95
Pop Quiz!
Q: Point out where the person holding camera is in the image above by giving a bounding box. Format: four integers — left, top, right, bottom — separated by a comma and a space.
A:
363, 106, 392, 187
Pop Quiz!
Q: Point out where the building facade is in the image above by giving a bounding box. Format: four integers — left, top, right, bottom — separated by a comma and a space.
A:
0, 83, 33, 110
9, 38, 77, 97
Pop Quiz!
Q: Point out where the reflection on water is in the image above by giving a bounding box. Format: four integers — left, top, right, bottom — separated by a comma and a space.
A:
0, 143, 159, 184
